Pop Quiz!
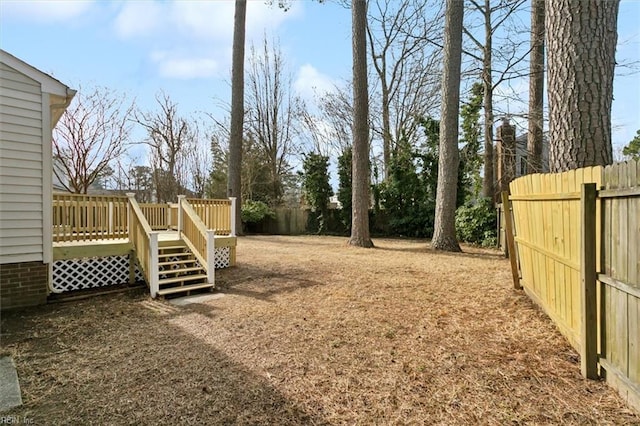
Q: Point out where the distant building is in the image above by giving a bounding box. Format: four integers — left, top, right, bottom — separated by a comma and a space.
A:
495, 118, 550, 199
513, 133, 550, 177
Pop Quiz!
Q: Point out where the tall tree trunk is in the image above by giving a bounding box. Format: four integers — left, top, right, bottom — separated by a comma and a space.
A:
527, 0, 545, 174
481, 0, 494, 200
228, 0, 247, 235
431, 0, 462, 252
381, 81, 392, 180
546, 0, 619, 172
349, 0, 373, 248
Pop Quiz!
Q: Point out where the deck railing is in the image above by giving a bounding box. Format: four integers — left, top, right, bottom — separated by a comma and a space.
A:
187, 198, 236, 236
179, 196, 215, 285
139, 203, 171, 230
52, 193, 128, 242
127, 194, 159, 297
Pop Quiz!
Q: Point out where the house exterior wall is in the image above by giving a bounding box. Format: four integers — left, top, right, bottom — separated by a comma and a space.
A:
514, 134, 550, 177
0, 62, 45, 264
0, 261, 48, 309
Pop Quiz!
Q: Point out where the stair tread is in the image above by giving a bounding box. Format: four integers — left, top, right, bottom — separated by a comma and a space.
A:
159, 245, 188, 250
160, 266, 204, 275
157, 283, 214, 296
159, 274, 208, 285
159, 259, 197, 266
158, 252, 192, 258
158, 246, 187, 251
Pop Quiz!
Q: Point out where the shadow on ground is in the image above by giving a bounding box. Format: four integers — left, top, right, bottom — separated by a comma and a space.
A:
0, 294, 329, 424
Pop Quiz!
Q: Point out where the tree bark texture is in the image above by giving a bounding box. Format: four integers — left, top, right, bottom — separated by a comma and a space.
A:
431, 0, 462, 252
481, 0, 494, 200
227, 0, 247, 235
546, 0, 619, 172
349, 0, 373, 248
527, 0, 545, 174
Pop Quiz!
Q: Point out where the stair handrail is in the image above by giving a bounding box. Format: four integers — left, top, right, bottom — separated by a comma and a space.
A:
127, 193, 160, 297
178, 195, 215, 286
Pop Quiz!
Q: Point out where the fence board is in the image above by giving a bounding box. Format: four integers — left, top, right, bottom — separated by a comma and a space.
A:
509, 167, 602, 351
510, 160, 639, 412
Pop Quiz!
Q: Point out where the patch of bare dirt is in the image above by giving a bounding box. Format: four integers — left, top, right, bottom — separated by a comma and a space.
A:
1, 236, 638, 425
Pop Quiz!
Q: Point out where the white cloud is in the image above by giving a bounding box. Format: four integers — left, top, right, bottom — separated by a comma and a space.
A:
1, 0, 93, 22
112, 1, 302, 80
113, 1, 163, 39
151, 51, 219, 80
294, 64, 336, 101
113, 0, 301, 42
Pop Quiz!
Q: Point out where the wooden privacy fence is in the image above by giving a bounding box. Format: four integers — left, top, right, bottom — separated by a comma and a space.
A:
261, 208, 308, 235
52, 193, 128, 242
506, 160, 640, 412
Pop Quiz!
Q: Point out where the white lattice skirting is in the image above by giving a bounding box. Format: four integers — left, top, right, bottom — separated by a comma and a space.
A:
215, 247, 230, 269
52, 254, 144, 293
52, 248, 231, 292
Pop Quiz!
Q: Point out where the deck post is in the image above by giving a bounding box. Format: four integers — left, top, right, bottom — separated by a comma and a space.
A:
177, 195, 186, 234
149, 231, 159, 298
229, 197, 237, 237
126, 193, 135, 240
206, 229, 216, 286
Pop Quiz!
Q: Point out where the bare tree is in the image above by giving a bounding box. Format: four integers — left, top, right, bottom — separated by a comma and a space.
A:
546, 0, 619, 171
187, 125, 212, 198
463, 0, 528, 199
52, 86, 134, 193
317, 82, 354, 153
349, 0, 373, 248
228, 0, 247, 234
527, 0, 545, 173
135, 92, 195, 202
524, 0, 545, 173
431, 0, 463, 252
245, 36, 299, 205
366, 0, 444, 178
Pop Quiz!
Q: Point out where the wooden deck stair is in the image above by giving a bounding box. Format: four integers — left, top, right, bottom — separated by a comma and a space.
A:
156, 241, 214, 297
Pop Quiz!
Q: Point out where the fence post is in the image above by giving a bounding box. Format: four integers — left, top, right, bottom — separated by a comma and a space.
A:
149, 232, 159, 298
501, 191, 521, 289
177, 195, 186, 234
580, 183, 598, 379
230, 197, 237, 237
206, 229, 216, 286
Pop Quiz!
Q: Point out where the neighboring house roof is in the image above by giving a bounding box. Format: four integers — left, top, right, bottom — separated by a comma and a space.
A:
0, 49, 76, 126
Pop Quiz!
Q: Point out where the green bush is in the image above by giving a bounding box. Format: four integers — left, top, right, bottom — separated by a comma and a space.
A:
455, 197, 497, 247
241, 200, 275, 224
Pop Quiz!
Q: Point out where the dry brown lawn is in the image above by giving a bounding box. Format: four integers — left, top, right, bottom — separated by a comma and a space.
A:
1, 235, 639, 425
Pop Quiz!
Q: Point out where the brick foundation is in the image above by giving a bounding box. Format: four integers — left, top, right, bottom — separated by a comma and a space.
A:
0, 261, 49, 310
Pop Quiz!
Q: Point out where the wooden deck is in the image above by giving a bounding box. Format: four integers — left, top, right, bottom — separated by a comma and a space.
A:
53, 231, 237, 261
50, 193, 238, 297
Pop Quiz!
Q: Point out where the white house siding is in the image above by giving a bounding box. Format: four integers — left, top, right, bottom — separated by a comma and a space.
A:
0, 62, 44, 263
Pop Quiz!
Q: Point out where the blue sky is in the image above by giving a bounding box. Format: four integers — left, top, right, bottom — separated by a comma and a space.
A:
1, 0, 638, 156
